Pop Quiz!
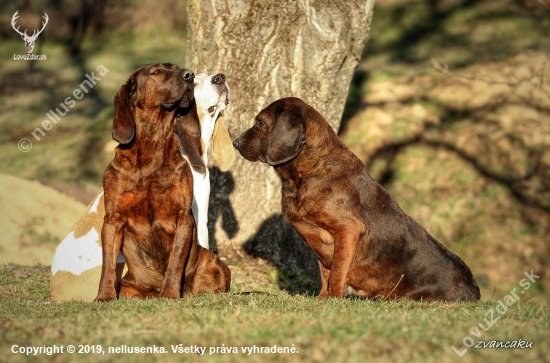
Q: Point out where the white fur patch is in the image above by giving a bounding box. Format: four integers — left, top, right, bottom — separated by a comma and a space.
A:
51, 228, 102, 275
89, 190, 104, 213
183, 73, 230, 250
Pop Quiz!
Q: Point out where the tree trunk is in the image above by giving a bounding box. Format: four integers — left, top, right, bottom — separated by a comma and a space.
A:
186, 0, 376, 285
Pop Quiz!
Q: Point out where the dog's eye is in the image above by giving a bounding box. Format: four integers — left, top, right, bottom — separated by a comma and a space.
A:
152, 69, 163, 74
208, 106, 216, 114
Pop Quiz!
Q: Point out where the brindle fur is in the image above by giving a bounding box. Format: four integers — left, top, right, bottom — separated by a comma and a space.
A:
233, 97, 480, 302
96, 63, 230, 301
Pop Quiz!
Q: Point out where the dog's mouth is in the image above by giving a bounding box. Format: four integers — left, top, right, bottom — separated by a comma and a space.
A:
162, 96, 181, 109
163, 83, 194, 110
163, 93, 191, 110
221, 86, 229, 105
214, 88, 229, 111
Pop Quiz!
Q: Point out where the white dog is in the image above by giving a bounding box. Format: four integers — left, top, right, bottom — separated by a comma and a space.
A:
50, 73, 234, 302
184, 73, 233, 249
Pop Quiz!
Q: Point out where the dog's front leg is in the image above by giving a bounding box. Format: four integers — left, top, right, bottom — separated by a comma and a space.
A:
317, 260, 330, 298
159, 210, 195, 298
287, 218, 335, 298
326, 220, 365, 297
191, 168, 210, 250
96, 212, 125, 301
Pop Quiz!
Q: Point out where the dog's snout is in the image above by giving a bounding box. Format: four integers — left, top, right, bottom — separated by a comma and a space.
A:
232, 137, 241, 150
212, 73, 225, 85
181, 69, 195, 82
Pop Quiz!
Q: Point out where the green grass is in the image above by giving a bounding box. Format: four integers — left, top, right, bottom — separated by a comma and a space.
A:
1, 265, 549, 363
364, 0, 550, 79
1, 2, 550, 361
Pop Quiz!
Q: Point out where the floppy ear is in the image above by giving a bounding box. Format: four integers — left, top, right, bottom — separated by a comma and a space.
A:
175, 102, 207, 176
266, 110, 306, 166
211, 114, 235, 172
112, 77, 137, 144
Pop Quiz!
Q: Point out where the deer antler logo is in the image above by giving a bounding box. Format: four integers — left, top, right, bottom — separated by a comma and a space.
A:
12, 10, 49, 55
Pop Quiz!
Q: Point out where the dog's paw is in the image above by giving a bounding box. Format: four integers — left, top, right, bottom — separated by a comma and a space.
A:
95, 292, 117, 302
158, 287, 180, 299
317, 288, 344, 299
317, 290, 329, 299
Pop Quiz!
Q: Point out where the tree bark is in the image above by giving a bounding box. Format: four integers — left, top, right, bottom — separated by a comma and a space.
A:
186, 0, 376, 283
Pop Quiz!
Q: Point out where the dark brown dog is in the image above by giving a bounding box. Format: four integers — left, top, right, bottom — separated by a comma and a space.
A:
95, 63, 230, 301
233, 97, 480, 302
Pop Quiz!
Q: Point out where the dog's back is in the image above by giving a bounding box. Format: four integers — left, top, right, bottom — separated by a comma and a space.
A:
301, 103, 481, 301
50, 190, 126, 302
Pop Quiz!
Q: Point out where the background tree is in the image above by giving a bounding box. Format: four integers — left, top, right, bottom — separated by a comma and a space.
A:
186, 0, 376, 285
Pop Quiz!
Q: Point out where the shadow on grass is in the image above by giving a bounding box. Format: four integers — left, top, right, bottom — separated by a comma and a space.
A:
378, 0, 484, 63
242, 214, 320, 296
207, 167, 240, 254
364, 0, 548, 64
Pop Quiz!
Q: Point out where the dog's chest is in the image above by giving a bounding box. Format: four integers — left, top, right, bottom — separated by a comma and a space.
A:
125, 195, 176, 235
124, 171, 188, 231
280, 178, 314, 222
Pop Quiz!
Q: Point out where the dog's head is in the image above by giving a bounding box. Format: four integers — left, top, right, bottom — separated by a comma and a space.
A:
233, 97, 307, 166
112, 63, 195, 144
194, 73, 230, 119
193, 73, 235, 172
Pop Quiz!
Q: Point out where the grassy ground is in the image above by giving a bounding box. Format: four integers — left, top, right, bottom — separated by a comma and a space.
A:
1, 265, 549, 363
1, 0, 549, 362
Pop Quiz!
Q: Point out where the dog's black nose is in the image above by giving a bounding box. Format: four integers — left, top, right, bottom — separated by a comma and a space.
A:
181, 70, 194, 81
212, 73, 225, 84
232, 137, 241, 149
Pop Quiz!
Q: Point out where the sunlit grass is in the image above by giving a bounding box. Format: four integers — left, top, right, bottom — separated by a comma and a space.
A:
1, 265, 548, 363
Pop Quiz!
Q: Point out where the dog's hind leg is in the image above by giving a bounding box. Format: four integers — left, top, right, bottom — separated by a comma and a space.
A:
119, 278, 147, 299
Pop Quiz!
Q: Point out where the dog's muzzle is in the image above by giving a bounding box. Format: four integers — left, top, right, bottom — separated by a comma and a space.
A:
212, 73, 225, 85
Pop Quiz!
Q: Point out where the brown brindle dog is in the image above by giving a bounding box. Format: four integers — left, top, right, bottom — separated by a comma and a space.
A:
233, 97, 480, 302
95, 63, 230, 301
